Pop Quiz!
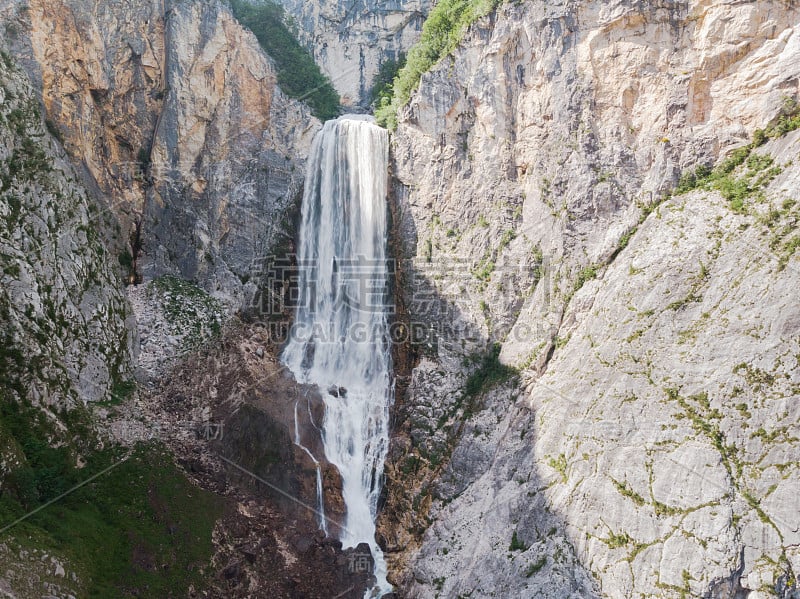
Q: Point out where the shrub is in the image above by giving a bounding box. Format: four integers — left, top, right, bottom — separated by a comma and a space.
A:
573, 265, 597, 293
473, 257, 494, 281
497, 229, 516, 252
752, 128, 767, 147
137, 146, 150, 170
673, 120, 793, 213
745, 153, 774, 174
370, 53, 405, 109
548, 453, 567, 482
376, 0, 502, 128
604, 531, 631, 549
716, 146, 750, 175
764, 96, 800, 138
0, 49, 13, 69
117, 249, 133, 270
464, 342, 518, 397
509, 530, 528, 552
716, 176, 750, 208
524, 555, 547, 577
108, 378, 136, 405
423, 238, 433, 262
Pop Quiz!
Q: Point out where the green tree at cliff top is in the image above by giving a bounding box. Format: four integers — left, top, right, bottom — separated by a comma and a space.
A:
229, 0, 340, 121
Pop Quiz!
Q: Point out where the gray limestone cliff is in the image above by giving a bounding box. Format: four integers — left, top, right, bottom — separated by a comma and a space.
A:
380, 1, 800, 597
0, 0, 319, 307
0, 50, 134, 413
275, 0, 431, 107
2, 0, 800, 596
0, 3, 367, 596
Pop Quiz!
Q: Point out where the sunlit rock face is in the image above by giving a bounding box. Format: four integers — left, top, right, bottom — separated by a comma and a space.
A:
2, 0, 319, 306
0, 50, 134, 409
381, 1, 800, 597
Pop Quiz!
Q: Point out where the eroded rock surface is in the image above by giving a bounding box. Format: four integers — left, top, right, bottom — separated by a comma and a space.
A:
0, 49, 133, 409
1, 0, 318, 305
382, 1, 800, 597
275, 0, 431, 107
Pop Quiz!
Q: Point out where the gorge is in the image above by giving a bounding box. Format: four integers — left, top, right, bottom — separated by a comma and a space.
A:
0, 1, 799, 598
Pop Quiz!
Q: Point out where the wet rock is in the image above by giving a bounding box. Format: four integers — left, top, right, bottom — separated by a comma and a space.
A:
327, 385, 348, 398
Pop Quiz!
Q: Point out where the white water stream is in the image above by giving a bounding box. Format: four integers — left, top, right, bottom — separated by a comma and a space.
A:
282, 116, 393, 597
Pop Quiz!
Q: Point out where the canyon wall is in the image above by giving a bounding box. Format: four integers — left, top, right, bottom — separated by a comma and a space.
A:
0, 2, 347, 595
0, 0, 318, 305
0, 49, 136, 598
0, 49, 133, 412
274, 0, 431, 107
382, 1, 800, 597
4, 0, 800, 596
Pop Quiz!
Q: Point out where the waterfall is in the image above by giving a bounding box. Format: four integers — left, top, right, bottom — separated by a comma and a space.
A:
293, 398, 328, 536
282, 115, 393, 597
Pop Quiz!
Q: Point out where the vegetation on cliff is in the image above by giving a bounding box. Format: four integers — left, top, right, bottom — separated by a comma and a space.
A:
229, 0, 340, 120
0, 51, 134, 409
0, 48, 222, 598
675, 98, 800, 212
375, 0, 502, 129
0, 389, 222, 597
370, 53, 406, 112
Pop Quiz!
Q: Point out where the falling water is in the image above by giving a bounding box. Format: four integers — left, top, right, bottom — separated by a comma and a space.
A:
282, 116, 393, 597
293, 398, 329, 535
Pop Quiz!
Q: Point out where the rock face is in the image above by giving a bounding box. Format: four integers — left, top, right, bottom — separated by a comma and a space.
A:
146, 321, 364, 597
0, 49, 133, 409
0, 2, 359, 595
382, 1, 800, 597
2, 0, 384, 597
1, 0, 319, 306
127, 277, 225, 379
274, 0, 431, 107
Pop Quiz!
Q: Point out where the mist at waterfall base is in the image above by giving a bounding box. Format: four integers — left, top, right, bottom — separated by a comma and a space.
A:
281, 116, 393, 598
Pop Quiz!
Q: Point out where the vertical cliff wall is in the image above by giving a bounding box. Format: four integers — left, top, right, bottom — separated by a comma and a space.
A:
0, 3, 363, 595
0, 50, 133, 412
382, 1, 800, 597
0, 54, 136, 591
0, 0, 319, 305
274, 0, 431, 107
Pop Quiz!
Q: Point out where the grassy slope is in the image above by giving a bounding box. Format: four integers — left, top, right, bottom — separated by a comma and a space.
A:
0, 397, 223, 597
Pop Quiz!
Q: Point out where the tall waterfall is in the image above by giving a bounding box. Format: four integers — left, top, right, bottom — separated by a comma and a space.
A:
282, 116, 393, 597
